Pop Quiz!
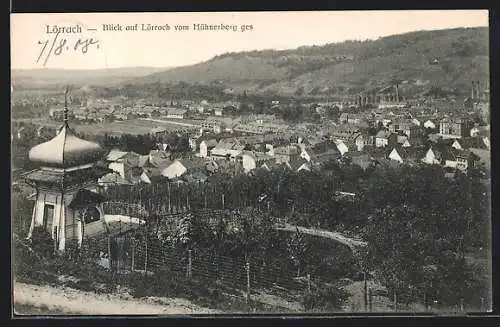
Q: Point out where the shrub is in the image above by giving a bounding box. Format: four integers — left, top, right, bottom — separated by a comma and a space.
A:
30, 227, 55, 258
302, 285, 350, 312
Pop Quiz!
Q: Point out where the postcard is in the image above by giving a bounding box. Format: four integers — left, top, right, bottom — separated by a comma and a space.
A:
11, 10, 491, 316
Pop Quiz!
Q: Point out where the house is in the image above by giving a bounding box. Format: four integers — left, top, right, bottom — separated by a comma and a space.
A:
201, 118, 223, 134
470, 127, 480, 137
375, 131, 397, 148
443, 148, 479, 171
388, 119, 422, 139
166, 108, 187, 119
300, 144, 341, 166
150, 126, 167, 137
439, 118, 474, 139
469, 148, 490, 171
352, 133, 374, 151
239, 151, 274, 173
261, 161, 285, 172
98, 171, 134, 189
161, 158, 206, 180
333, 139, 349, 156
330, 125, 361, 142
210, 139, 244, 161
106, 151, 143, 180
285, 157, 311, 172
272, 145, 300, 163
423, 120, 436, 130
199, 139, 218, 158
141, 150, 173, 180
339, 113, 364, 124
214, 108, 223, 116
161, 160, 187, 179
388, 146, 423, 164
451, 137, 489, 151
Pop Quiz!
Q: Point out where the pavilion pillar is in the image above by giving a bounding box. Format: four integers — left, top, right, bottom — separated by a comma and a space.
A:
77, 210, 83, 247
57, 203, 66, 252
27, 202, 36, 239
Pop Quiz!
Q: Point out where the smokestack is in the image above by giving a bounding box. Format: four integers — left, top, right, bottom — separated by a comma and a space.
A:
472, 81, 475, 100
395, 84, 399, 103
476, 80, 481, 100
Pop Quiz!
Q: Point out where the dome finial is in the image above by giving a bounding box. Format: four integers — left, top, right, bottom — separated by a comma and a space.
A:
64, 86, 70, 124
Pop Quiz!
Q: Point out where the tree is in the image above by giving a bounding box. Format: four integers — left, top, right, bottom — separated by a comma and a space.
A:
287, 227, 309, 277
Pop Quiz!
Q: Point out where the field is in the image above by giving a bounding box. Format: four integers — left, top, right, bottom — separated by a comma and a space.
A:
12, 118, 201, 136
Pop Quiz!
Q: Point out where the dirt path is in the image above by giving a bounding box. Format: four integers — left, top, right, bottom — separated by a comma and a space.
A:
13, 282, 220, 315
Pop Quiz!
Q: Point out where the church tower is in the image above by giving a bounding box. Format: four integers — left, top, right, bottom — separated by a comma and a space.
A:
22, 87, 110, 252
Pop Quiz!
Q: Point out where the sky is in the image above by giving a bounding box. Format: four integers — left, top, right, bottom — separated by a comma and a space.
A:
10, 10, 489, 70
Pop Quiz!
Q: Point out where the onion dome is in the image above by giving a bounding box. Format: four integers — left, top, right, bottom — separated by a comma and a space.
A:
29, 87, 105, 168
29, 123, 105, 168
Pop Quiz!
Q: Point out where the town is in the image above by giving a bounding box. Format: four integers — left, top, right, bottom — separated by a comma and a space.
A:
12, 81, 490, 184
11, 19, 491, 315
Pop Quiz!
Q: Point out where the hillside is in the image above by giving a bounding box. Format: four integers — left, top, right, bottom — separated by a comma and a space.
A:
11, 67, 170, 89
131, 27, 489, 98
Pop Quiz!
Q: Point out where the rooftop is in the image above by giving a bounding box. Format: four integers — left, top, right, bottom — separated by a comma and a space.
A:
29, 123, 105, 169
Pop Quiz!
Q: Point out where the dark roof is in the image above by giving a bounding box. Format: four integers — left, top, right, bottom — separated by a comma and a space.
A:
68, 189, 107, 209
179, 157, 208, 172
22, 166, 112, 186
458, 137, 488, 150
376, 130, 393, 139
201, 139, 219, 148
390, 145, 426, 160
286, 157, 309, 171
436, 138, 456, 146
99, 172, 134, 185
310, 149, 341, 163
441, 148, 477, 161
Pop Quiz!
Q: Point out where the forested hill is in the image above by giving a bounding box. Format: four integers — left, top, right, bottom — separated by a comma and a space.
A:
131, 27, 489, 98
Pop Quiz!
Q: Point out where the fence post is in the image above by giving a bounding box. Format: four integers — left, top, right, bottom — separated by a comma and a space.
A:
131, 241, 135, 272
363, 272, 368, 311
368, 287, 373, 312
144, 235, 148, 277
246, 262, 251, 307
187, 249, 192, 279
423, 291, 427, 312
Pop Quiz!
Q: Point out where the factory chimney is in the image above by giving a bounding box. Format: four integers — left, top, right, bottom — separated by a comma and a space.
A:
395, 84, 399, 103
471, 81, 476, 100
476, 80, 481, 100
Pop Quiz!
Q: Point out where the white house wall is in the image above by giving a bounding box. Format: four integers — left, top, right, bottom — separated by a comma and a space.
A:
200, 143, 209, 158
445, 160, 458, 169
422, 149, 439, 165
388, 149, 403, 163
242, 155, 256, 173
109, 162, 125, 178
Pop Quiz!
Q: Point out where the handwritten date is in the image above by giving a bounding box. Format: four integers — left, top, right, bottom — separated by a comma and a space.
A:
36, 32, 100, 66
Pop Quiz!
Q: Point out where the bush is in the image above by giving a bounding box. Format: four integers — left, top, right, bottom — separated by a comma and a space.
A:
30, 227, 55, 258
302, 285, 349, 312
